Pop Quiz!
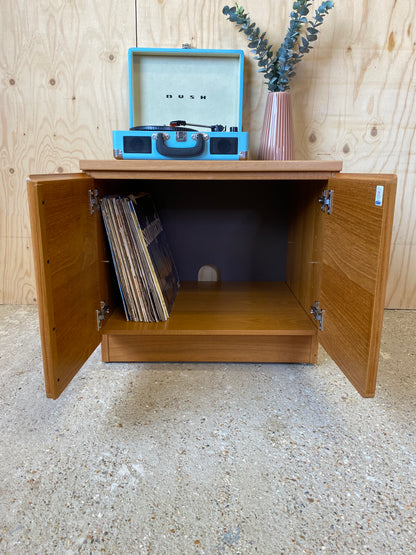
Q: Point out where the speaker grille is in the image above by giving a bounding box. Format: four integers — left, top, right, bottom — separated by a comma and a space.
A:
123, 136, 152, 154
209, 137, 238, 155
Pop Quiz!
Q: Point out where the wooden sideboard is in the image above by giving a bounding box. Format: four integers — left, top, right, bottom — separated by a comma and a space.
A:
27, 160, 396, 399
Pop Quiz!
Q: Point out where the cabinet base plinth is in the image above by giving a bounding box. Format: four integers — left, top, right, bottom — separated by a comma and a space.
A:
100, 282, 318, 365
101, 334, 318, 364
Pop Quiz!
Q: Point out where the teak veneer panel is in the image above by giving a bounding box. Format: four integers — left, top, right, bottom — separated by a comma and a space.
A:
102, 282, 317, 335
102, 334, 316, 364
101, 282, 318, 364
319, 173, 397, 397
27, 164, 396, 399
79, 159, 343, 181
27, 174, 103, 398
286, 180, 325, 319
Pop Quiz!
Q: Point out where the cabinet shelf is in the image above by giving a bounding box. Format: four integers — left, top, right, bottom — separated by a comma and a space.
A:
101, 281, 318, 364
102, 281, 317, 335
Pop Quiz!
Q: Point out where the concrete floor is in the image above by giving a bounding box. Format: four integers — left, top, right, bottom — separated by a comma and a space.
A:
0, 305, 415, 554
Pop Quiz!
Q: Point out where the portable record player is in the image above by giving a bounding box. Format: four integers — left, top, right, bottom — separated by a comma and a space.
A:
112, 47, 249, 160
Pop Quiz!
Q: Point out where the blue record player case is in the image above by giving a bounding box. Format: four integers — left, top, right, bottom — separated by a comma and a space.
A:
112, 48, 249, 160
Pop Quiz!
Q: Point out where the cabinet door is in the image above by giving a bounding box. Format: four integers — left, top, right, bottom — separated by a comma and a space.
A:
319, 174, 396, 397
27, 174, 108, 399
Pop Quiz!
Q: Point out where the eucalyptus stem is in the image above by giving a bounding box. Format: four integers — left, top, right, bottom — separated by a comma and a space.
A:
223, 1, 334, 92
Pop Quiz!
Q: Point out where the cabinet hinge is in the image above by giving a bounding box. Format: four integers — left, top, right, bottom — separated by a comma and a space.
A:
96, 301, 110, 331
89, 189, 100, 215
311, 301, 324, 330
318, 189, 333, 214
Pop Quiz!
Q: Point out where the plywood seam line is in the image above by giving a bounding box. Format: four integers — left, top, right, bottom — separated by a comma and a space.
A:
135, 0, 138, 47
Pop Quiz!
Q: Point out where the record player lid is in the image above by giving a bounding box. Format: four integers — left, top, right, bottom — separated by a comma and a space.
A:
128, 48, 244, 131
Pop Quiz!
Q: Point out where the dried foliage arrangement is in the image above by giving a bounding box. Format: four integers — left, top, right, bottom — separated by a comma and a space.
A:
223, 1, 334, 91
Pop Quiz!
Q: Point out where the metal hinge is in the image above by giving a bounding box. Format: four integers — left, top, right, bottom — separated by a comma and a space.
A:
96, 301, 110, 331
318, 189, 333, 214
311, 301, 324, 331
89, 189, 100, 214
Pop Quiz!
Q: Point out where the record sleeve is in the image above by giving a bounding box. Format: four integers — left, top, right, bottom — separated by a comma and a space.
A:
101, 193, 179, 322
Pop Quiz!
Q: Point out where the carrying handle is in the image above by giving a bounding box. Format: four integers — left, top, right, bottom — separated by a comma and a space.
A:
155, 132, 204, 158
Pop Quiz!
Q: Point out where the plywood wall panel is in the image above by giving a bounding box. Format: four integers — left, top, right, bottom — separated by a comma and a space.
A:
136, 0, 416, 308
1, 0, 415, 307
0, 0, 135, 304
289, 0, 416, 308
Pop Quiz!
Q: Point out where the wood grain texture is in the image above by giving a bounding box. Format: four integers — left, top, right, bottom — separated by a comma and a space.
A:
1, 0, 415, 307
136, 0, 416, 308
320, 174, 397, 397
79, 159, 342, 181
0, 0, 135, 303
28, 167, 392, 397
104, 333, 316, 364
286, 180, 326, 318
102, 282, 317, 336
289, 1, 416, 308
27, 173, 105, 399
101, 282, 318, 364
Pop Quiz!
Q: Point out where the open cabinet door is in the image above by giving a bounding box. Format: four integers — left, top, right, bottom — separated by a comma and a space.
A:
27, 174, 109, 399
319, 173, 396, 397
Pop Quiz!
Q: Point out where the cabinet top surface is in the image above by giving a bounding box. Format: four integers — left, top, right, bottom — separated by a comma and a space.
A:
78, 159, 343, 180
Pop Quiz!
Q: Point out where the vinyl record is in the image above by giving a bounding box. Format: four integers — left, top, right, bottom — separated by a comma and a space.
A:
129, 125, 198, 132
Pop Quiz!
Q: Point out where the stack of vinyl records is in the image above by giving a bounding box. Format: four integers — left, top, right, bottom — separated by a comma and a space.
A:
100, 193, 180, 322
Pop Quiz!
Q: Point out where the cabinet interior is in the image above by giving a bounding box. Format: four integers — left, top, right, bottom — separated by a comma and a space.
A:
96, 177, 324, 283
95, 177, 325, 365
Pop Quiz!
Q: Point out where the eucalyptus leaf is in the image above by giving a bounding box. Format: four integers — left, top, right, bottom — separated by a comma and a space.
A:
223, 1, 334, 91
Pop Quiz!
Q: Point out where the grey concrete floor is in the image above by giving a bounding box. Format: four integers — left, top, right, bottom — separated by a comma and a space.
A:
0, 305, 415, 554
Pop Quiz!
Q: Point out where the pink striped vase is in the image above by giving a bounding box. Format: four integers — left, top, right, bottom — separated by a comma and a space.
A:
258, 91, 294, 160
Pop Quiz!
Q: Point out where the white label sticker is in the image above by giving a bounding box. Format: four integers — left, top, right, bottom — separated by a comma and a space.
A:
375, 185, 384, 207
